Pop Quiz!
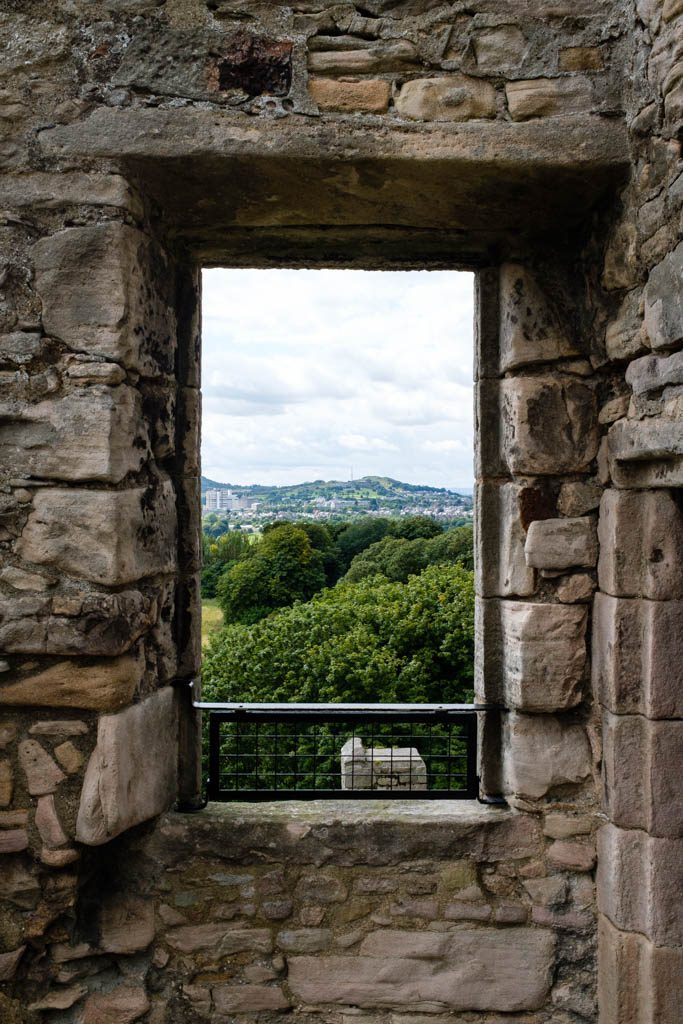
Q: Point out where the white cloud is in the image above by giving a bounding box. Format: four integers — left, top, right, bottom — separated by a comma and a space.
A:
201, 269, 474, 488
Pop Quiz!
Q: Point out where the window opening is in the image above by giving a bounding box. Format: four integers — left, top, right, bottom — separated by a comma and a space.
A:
198, 269, 476, 799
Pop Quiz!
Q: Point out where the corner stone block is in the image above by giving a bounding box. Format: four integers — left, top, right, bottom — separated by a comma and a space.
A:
287, 928, 554, 1012
599, 915, 683, 1024
602, 711, 683, 837
476, 600, 586, 712
498, 264, 580, 371
17, 479, 177, 586
597, 489, 683, 599
475, 481, 536, 598
502, 712, 591, 801
524, 516, 598, 570
501, 377, 598, 475
644, 240, 683, 351
0, 386, 150, 484
592, 593, 683, 718
32, 223, 176, 377
597, 823, 683, 945
75, 687, 178, 845
395, 76, 496, 122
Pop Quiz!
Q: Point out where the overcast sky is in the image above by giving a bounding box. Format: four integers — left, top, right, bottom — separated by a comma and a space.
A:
201, 269, 474, 489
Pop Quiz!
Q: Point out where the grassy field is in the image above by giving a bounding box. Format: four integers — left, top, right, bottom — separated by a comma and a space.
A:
201, 599, 223, 648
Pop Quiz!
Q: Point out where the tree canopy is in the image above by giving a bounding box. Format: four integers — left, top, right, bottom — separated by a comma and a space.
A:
204, 562, 475, 706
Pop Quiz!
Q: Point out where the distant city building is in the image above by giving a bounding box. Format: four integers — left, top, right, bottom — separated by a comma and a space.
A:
205, 489, 239, 511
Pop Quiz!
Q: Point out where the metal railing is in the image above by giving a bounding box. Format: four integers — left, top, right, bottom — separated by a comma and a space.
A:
195, 700, 482, 801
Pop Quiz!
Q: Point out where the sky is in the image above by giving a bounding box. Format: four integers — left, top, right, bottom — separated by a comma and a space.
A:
201, 269, 474, 490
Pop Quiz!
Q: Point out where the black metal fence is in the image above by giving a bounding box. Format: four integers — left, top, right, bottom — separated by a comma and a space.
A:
199, 702, 480, 801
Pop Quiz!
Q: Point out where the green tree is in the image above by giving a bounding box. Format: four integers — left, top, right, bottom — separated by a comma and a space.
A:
344, 525, 474, 583
216, 523, 327, 625
201, 529, 252, 598
390, 515, 443, 540
204, 562, 475, 706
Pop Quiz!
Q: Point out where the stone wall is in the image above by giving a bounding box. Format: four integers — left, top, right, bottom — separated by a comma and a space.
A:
11, 803, 599, 1024
0, 0, 680, 1021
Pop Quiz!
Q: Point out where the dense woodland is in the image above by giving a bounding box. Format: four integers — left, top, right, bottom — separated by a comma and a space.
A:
202, 516, 475, 707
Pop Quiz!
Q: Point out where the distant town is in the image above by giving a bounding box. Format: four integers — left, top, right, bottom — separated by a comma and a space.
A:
201, 475, 473, 532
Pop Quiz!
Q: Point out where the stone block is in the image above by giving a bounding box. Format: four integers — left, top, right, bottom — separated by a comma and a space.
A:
32, 223, 176, 377
0, 759, 12, 807
0, 386, 149, 484
0, 829, 28, 853
597, 823, 683, 945
0, 332, 42, 365
560, 47, 604, 71
546, 839, 596, 872
395, 76, 496, 122
644, 241, 683, 351
75, 688, 177, 845
498, 264, 580, 371
557, 481, 602, 516
17, 480, 177, 586
627, 349, 683, 395
597, 489, 683, 599
18, 740, 65, 795
54, 742, 84, 774
0, 172, 142, 214
475, 481, 537, 598
100, 896, 155, 953
473, 27, 527, 72
0, 947, 25, 982
605, 289, 645, 361
0, 654, 142, 711
212, 985, 290, 1013
599, 915, 683, 1024
0, 589, 156, 657
276, 928, 331, 952
557, 573, 595, 603
502, 712, 591, 800
288, 929, 555, 1011
82, 985, 150, 1024
476, 600, 586, 711
500, 377, 598, 475
35, 795, 68, 848
525, 517, 597, 570
607, 419, 683, 487
308, 78, 390, 113
592, 593, 683, 718
308, 41, 417, 74
506, 77, 594, 120
603, 711, 683, 837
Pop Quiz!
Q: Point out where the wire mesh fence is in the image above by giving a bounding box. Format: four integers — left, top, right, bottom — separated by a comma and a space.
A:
204, 705, 479, 800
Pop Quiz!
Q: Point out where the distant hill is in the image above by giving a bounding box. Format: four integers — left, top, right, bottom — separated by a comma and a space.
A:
200, 475, 470, 501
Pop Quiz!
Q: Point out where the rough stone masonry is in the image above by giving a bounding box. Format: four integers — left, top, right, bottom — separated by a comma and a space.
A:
0, 1, 681, 1022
